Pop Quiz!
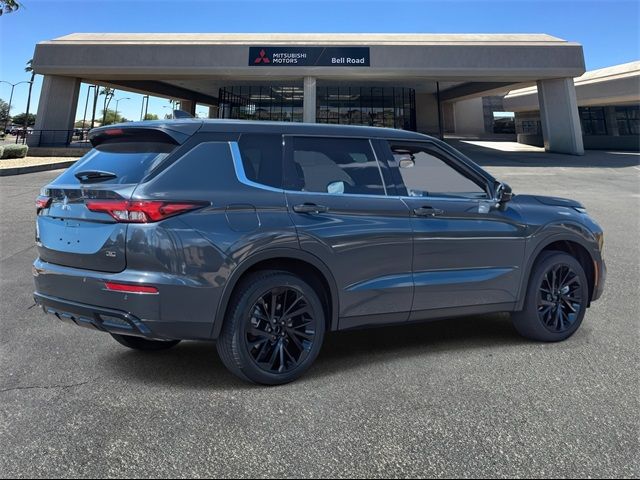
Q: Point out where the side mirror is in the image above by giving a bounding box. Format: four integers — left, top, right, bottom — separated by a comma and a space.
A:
495, 182, 513, 204
397, 154, 415, 169
327, 181, 345, 195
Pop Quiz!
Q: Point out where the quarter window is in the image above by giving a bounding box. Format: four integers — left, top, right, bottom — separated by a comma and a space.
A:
285, 137, 386, 196
238, 134, 283, 188
389, 143, 487, 199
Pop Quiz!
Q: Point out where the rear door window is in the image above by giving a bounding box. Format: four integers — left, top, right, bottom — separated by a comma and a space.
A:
284, 136, 386, 195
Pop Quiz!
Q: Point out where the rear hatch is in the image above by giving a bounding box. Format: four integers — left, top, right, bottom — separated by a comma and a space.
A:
35, 124, 197, 273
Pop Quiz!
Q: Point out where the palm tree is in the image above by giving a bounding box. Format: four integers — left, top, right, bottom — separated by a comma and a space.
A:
0, 0, 20, 15
23, 59, 35, 132
100, 88, 115, 124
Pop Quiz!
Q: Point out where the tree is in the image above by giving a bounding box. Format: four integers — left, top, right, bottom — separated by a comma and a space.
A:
0, 0, 20, 15
143, 113, 159, 121
100, 88, 115, 124
11, 112, 35, 127
100, 109, 128, 126
0, 98, 9, 125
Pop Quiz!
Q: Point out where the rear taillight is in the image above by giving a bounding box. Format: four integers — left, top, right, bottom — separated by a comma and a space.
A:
86, 200, 205, 223
104, 282, 158, 294
35, 195, 52, 210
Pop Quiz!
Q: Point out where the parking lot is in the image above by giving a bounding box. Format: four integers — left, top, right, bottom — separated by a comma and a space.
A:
0, 144, 638, 478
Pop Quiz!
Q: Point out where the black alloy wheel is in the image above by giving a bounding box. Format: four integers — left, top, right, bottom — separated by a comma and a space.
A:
245, 286, 317, 374
512, 251, 588, 342
537, 263, 583, 333
217, 270, 326, 385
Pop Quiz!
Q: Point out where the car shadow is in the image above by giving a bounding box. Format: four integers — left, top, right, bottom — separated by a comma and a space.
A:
102, 313, 525, 389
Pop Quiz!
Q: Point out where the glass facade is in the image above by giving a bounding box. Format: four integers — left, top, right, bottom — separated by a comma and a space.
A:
315, 86, 416, 130
579, 107, 607, 135
218, 86, 304, 122
615, 106, 639, 135
218, 85, 416, 130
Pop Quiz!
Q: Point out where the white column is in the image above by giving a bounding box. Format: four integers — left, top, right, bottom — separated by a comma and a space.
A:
29, 75, 81, 146
537, 78, 584, 155
303, 76, 316, 123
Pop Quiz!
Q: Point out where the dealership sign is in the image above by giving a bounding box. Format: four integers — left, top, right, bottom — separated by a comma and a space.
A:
249, 47, 370, 67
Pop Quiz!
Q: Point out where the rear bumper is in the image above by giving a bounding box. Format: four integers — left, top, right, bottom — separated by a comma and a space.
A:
34, 292, 162, 339
33, 258, 222, 340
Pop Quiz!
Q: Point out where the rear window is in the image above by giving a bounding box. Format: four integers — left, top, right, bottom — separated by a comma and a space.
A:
58, 142, 177, 185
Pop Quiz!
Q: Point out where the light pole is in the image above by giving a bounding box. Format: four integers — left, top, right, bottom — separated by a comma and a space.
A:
0, 80, 32, 133
82, 85, 96, 133
113, 97, 130, 125
140, 95, 149, 121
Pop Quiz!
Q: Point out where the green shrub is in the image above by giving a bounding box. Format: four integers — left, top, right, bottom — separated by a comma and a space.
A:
1, 144, 28, 159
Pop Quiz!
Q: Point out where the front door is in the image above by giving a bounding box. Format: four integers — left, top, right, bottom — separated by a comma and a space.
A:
379, 140, 528, 318
283, 135, 413, 329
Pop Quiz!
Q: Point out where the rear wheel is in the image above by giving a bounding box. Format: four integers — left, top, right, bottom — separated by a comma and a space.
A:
512, 251, 589, 342
110, 333, 181, 351
217, 270, 325, 385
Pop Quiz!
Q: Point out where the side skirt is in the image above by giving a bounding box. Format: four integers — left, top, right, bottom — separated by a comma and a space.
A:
339, 302, 517, 331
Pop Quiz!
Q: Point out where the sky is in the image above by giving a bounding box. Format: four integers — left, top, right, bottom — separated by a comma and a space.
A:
0, 0, 638, 123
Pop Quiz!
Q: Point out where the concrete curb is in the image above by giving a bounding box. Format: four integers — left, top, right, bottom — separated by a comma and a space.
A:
0, 160, 76, 176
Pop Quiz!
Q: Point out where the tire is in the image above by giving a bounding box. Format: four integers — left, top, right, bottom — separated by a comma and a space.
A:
110, 333, 181, 351
512, 251, 589, 342
217, 270, 326, 385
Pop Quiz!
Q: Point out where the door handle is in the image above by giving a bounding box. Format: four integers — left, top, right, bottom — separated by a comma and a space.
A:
413, 206, 444, 217
293, 203, 329, 214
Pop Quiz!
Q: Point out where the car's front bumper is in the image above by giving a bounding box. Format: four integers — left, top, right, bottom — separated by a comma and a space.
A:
592, 257, 606, 303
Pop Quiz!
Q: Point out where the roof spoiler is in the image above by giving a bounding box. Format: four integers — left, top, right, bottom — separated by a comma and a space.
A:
89, 123, 200, 147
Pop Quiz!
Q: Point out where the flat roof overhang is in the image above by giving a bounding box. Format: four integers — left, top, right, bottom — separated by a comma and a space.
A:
504, 61, 640, 111
31, 33, 586, 103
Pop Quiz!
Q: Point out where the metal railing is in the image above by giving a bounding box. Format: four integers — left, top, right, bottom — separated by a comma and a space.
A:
11, 129, 92, 148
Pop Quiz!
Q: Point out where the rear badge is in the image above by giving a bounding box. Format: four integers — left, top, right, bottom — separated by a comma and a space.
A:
105, 251, 117, 258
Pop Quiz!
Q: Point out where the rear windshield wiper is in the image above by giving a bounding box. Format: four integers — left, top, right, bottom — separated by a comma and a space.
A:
74, 170, 118, 183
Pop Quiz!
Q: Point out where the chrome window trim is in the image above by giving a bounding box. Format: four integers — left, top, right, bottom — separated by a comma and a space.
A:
229, 141, 285, 194
230, 140, 492, 205
230, 140, 395, 200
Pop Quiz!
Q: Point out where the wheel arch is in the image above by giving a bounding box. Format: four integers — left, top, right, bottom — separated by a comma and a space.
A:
517, 234, 597, 310
210, 248, 340, 339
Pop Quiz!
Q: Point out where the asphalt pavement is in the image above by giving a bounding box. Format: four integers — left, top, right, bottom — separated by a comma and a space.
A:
0, 145, 638, 478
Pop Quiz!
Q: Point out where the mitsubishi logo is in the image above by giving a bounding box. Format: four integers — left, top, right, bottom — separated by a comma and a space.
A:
254, 49, 270, 64
61, 196, 71, 211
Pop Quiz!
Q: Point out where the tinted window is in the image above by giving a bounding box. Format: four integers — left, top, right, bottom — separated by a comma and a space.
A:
285, 137, 385, 195
238, 134, 283, 188
60, 142, 176, 185
390, 143, 487, 198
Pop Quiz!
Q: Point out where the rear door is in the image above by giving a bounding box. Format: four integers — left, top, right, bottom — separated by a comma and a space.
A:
283, 135, 413, 328
36, 131, 181, 273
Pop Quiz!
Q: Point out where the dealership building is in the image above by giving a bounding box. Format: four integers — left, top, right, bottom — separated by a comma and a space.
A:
31, 33, 591, 154
504, 61, 640, 151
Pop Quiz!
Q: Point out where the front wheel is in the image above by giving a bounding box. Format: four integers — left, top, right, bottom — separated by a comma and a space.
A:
512, 251, 589, 342
110, 333, 181, 351
216, 271, 326, 385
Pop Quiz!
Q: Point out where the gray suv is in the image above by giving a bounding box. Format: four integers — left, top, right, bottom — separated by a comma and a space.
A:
33, 120, 606, 385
